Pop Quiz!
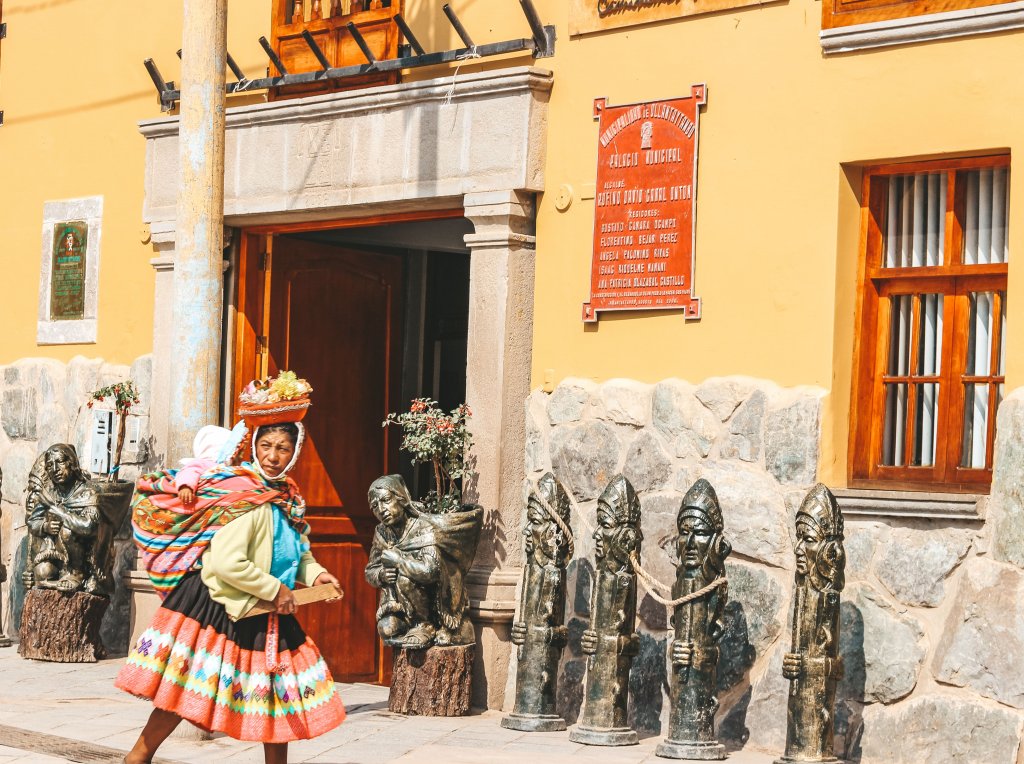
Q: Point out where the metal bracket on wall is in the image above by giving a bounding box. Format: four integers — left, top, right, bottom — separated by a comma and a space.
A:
144, 0, 555, 112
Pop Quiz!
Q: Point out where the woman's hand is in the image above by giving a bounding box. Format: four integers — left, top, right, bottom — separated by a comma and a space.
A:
179, 487, 195, 507
313, 572, 343, 599
274, 583, 296, 615
313, 571, 340, 588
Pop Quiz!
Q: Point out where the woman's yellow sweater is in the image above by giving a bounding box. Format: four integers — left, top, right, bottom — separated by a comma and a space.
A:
200, 503, 328, 620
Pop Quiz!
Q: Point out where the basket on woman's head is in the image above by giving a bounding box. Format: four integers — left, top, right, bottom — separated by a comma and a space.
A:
237, 370, 313, 428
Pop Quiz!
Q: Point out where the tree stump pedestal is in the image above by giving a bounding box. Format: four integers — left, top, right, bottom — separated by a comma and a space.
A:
388, 644, 475, 716
18, 589, 108, 662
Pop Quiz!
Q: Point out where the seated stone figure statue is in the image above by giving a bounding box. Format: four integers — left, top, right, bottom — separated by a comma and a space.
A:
23, 444, 101, 594
364, 475, 483, 650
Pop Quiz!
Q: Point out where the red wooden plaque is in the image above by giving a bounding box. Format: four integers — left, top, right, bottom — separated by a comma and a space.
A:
583, 86, 706, 323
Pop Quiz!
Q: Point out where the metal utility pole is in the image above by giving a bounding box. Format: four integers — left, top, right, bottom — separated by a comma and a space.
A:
168, 0, 228, 463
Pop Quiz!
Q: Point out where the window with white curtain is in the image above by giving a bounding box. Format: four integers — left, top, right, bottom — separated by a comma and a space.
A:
852, 157, 1009, 491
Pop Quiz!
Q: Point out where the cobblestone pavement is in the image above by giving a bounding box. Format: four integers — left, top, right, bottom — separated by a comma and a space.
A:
0, 650, 776, 763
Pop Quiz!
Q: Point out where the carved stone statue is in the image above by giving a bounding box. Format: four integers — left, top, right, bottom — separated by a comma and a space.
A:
657, 479, 731, 760
19, 445, 115, 662
22, 445, 101, 594
775, 484, 846, 764
501, 472, 573, 732
365, 474, 483, 650
569, 475, 642, 746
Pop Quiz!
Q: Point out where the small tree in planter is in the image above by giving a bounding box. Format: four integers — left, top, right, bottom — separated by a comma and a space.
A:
82, 380, 140, 609
87, 380, 140, 482
383, 399, 473, 513
378, 399, 481, 712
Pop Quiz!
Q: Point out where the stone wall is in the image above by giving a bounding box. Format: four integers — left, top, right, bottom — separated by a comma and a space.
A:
516, 376, 1024, 764
0, 355, 155, 655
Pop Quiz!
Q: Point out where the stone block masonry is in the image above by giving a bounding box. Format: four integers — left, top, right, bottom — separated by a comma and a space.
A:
520, 376, 1024, 763
0, 354, 156, 657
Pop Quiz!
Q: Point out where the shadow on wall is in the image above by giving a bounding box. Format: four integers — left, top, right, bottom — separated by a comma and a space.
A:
556, 558, 593, 725
714, 600, 758, 751
629, 609, 667, 738
99, 541, 139, 657
838, 601, 867, 762
11, 536, 28, 635
480, 501, 509, 570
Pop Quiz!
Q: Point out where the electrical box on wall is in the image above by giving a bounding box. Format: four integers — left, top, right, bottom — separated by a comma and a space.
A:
121, 415, 145, 463
89, 409, 114, 476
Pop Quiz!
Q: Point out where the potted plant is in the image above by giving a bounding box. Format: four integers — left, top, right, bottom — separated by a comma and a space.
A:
383, 398, 474, 514
85, 380, 140, 594
87, 380, 140, 482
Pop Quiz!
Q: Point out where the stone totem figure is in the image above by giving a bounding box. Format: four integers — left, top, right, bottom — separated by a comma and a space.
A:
775, 484, 846, 764
657, 479, 731, 760
502, 473, 573, 732
569, 475, 642, 746
22, 445, 101, 594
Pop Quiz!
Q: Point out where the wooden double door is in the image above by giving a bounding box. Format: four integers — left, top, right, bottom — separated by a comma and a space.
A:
233, 232, 402, 683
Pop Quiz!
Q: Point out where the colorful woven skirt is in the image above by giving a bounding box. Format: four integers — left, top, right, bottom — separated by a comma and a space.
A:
116, 574, 346, 742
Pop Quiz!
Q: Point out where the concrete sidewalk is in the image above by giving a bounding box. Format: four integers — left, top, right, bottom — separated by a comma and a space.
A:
0, 649, 776, 763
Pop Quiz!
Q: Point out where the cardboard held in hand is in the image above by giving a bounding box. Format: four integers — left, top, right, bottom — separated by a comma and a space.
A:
243, 582, 344, 618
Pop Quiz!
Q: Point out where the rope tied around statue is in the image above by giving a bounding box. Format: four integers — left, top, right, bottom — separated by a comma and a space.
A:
628, 550, 726, 608
528, 477, 726, 612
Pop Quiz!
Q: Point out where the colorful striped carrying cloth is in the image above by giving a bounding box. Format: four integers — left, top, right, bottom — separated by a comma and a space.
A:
131, 464, 311, 599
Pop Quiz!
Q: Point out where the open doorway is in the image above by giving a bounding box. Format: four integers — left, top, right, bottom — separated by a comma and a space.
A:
231, 213, 473, 684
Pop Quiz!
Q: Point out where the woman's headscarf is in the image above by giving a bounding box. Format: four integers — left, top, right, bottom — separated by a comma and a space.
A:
249, 422, 306, 481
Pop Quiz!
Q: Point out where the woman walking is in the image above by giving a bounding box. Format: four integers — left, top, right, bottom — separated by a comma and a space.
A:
117, 377, 345, 764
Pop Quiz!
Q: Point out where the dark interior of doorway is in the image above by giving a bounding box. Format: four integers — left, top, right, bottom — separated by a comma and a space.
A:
287, 215, 473, 499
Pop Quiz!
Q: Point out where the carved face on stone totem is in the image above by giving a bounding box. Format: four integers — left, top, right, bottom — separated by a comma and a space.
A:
593, 476, 641, 574
677, 479, 730, 579
794, 519, 821, 576
526, 472, 571, 566
794, 484, 845, 593
678, 515, 714, 570
524, 500, 552, 562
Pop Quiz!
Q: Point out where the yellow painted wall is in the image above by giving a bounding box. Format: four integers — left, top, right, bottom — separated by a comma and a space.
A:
0, 0, 268, 366
403, 0, 1024, 487
3, 0, 1021, 486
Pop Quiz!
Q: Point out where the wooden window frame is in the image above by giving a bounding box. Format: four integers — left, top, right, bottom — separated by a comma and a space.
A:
269, 0, 401, 100
823, 0, 1019, 31
849, 154, 1009, 494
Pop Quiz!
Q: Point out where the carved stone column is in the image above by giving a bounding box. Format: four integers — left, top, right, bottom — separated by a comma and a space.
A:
462, 189, 537, 709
